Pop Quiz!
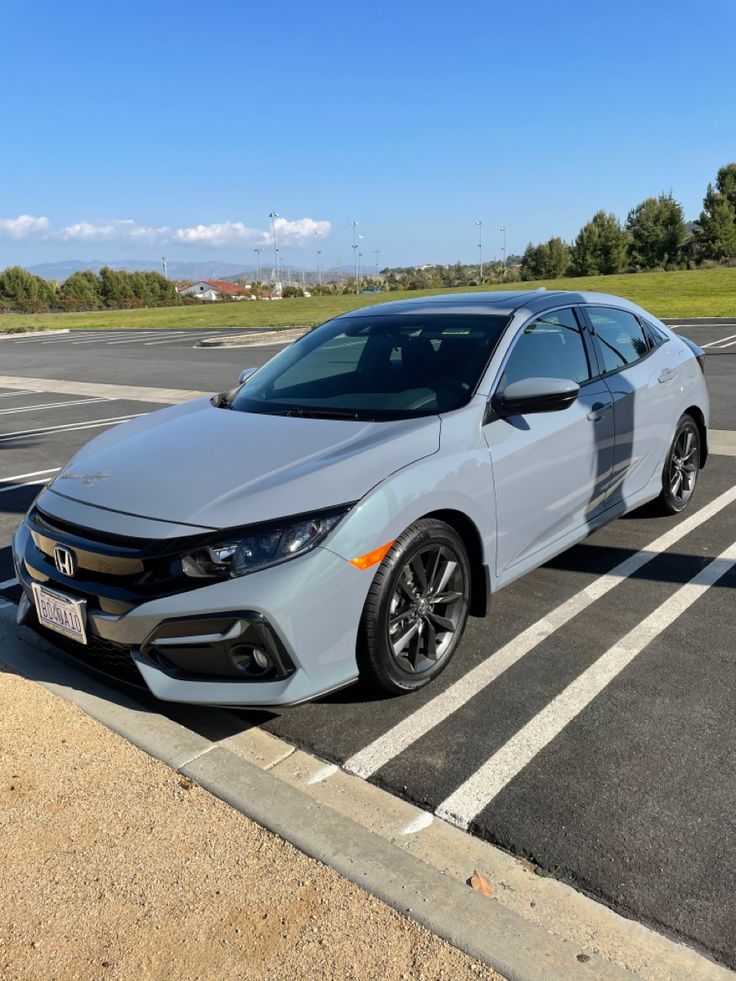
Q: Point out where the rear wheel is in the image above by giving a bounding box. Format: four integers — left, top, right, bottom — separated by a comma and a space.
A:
358, 519, 471, 694
657, 414, 700, 515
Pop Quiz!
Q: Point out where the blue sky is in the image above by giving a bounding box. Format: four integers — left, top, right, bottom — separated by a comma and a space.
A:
2, 0, 735, 270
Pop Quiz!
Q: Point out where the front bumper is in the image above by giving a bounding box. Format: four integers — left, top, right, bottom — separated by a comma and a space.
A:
12, 517, 369, 706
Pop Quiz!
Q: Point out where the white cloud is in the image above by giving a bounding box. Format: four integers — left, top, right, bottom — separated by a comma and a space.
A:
0, 214, 331, 248
272, 217, 331, 245
173, 217, 332, 247
57, 219, 172, 242
172, 221, 264, 246
0, 214, 51, 238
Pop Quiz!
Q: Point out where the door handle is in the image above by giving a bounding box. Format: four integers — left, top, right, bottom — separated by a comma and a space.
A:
587, 402, 611, 423
658, 368, 677, 383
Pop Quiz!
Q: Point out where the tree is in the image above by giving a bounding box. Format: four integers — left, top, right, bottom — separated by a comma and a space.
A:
626, 193, 685, 269
281, 284, 304, 298
521, 237, 570, 280
98, 266, 136, 307
0, 266, 56, 311
698, 163, 736, 260
570, 211, 629, 276
60, 270, 102, 310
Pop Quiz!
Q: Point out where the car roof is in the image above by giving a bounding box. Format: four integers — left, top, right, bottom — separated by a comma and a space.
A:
340, 289, 651, 320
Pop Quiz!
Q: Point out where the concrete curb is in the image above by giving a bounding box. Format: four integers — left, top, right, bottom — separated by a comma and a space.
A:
0, 607, 732, 981
0, 328, 70, 339
196, 327, 309, 347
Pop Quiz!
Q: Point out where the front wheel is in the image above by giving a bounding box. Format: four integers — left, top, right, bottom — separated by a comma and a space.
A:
657, 414, 700, 515
357, 519, 471, 695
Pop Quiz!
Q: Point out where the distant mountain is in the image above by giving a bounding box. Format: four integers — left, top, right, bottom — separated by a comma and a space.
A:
26, 258, 250, 282
26, 258, 355, 284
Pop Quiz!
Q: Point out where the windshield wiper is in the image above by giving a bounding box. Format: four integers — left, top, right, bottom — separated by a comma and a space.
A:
285, 406, 364, 420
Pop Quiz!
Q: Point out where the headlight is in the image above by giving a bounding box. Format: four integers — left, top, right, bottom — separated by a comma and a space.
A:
180, 506, 351, 579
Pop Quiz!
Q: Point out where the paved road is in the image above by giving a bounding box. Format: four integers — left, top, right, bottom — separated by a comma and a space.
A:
1, 320, 735, 969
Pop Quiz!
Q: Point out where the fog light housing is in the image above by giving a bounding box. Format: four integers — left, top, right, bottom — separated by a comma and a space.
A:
141, 613, 294, 681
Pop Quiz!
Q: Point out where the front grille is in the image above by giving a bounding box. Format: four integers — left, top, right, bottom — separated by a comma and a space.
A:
24, 505, 209, 610
36, 625, 145, 687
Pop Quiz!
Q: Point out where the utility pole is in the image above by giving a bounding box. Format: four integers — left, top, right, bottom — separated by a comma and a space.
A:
253, 247, 262, 282
499, 227, 507, 278
269, 212, 280, 285
475, 220, 483, 282
317, 249, 322, 286
351, 220, 359, 294
372, 249, 381, 279
358, 251, 363, 291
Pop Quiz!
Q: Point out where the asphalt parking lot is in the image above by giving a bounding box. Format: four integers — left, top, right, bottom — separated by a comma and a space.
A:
1, 319, 735, 970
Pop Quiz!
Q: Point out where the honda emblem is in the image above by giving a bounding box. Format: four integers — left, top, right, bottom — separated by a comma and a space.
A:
53, 545, 77, 577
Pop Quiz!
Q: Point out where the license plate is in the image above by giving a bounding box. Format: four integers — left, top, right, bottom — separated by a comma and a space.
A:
31, 583, 88, 645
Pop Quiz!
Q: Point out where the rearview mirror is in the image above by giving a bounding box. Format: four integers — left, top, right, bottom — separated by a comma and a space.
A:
491, 377, 580, 418
239, 367, 256, 385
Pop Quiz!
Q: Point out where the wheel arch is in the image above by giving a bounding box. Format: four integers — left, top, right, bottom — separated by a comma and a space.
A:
420, 508, 490, 617
683, 404, 708, 467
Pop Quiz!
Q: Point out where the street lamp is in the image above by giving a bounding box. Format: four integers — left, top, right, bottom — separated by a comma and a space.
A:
316, 249, 322, 286
351, 219, 359, 293
499, 227, 507, 278
358, 251, 364, 290
269, 211, 280, 283
161, 256, 168, 278
475, 220, 483, 283
372, 249, 382, 279
253, 247, 262, 282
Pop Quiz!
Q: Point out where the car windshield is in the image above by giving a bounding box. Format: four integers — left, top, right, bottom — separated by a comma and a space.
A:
231, 312, 510, 421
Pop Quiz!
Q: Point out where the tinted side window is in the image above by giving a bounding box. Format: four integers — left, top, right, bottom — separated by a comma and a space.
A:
587, 307, 650, 373
642, 318, 669, 348
502, 308, 590, 386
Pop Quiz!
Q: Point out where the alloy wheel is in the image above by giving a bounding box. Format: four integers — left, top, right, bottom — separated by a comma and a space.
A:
387, 543, 468, 674
670, 426, 698, 507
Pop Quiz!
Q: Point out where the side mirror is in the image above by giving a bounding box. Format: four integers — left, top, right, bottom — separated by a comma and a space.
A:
238, 367, 256, 385
491, 377, 580, 418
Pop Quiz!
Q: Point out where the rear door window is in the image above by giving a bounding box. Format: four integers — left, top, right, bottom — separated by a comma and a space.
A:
586, 307, 650, 373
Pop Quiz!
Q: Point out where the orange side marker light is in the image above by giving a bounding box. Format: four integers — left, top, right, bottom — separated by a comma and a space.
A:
350, 540, 394, 570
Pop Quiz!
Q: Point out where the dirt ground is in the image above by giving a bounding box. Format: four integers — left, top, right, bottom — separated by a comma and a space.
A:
0, 665, 502, 981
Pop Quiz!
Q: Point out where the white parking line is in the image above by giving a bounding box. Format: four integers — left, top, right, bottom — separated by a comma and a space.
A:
0, 477, 53, 495
0, 468, 61, 484
0, 577, 18, 589
0, 397, 109, 416
668, 322, 736, 328
105, 331, 188, 345
71, 331, 142, 344
142, 333, 210, 346
39, 332, 136, 345
0, 414, 145, 443
702, 333, 736, 348
345, 483, 736, 779
436, 540, 736, 829
716, 338, 736, 349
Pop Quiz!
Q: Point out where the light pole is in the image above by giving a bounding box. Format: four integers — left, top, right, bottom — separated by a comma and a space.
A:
316, 249, 322, 286
372, 249, 381, 279
253, 247, 262, 282
475, 220, 483, 283
358, 252, 364, 291
499, 227, 507, 278
351, 220, 359, 293
161, 256, 168, 278
269, 211, 280, 283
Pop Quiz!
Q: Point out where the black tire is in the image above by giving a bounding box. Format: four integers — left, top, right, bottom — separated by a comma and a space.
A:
657, 414, 701, 515
357, 518, 471, 695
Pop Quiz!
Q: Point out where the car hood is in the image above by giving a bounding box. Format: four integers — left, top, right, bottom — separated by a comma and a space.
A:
49, 398, 441, 529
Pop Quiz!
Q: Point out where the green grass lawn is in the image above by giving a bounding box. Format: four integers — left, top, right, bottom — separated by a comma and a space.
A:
2, 267, 735, 333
